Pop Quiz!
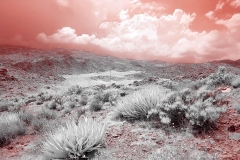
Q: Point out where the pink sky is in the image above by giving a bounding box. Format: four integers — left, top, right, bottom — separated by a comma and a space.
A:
0, 0, 240, 63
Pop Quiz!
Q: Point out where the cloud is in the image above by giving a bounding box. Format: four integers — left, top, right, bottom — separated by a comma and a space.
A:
55, 0, 69, 7
36, 8, 240, 63
215, 1, 225, 10
205, 1, 225, 20
216, 13, 240, 32
230, 0, 240, 7
205, 11, 216, 20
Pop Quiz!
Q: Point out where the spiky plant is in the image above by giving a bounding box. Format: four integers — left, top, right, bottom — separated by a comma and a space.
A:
114, 85, 166, 120
42, 117, 106, 159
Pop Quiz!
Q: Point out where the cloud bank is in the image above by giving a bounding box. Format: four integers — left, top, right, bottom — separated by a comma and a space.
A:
1, 0, 240, 63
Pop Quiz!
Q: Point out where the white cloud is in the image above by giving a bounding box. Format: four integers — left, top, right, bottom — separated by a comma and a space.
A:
230, 0, 240, 7
215, 1, 225, 10
216, 13, 240, 32
205, 11, 215, 20
55, 0, 69, 7
36, 10, 240, 63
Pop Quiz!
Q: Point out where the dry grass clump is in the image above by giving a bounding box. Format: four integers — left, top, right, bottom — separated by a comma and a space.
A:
114, 85, 166, 120
42, 117, 106, 159
90, 94, 104, 112
231, 76, 240, 88
0, 112, 26, 147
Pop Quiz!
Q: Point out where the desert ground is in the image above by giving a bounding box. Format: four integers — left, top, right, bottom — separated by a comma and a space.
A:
0, 45, 240, 160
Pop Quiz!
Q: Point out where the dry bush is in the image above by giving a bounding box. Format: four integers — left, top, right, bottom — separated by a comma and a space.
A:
90, 94, 104, 112
231, 76, 240, 88
0, 112, 26, 147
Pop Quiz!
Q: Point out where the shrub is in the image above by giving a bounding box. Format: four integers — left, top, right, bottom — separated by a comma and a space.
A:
62, 107, 72, 116
0, 102, 9, 112
114, 86, 166, 120
37, 108, 57, 120
46, 100, 57, 109
206, 66, 235, 88
232, 102, 240, 113
63, 101, 76, 109
80, 95, 88, 106
42, 118, 106, 159
0, 112, 26, 147
31, 118, 49, 132
231, 76, 240, 88
67, 85, 83, 95
185, 96, 226, 132
18, 109, 34, 125
102, 92, 111, 103
90, 94, 104, 112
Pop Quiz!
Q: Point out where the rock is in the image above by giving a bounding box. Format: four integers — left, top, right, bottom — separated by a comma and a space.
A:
120, 92, 127, 97
228, 125, 236, 132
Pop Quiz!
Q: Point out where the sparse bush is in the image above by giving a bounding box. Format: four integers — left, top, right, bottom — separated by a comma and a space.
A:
67, 85, 83, 95
0, 102, 9, 112
232, 102, 240, 113
62, 107, 72, 115
114, 86, 166, 120
185, 94, 226, 132
31, 118, 49, 132
18, 109, 34, 125
0, 112, 26, 147
231, 76, 240, 88
102, 92, 111, 102
90, 94, 104, 112
80, 95, 88, 106
63, 101, 76, 109
42, 118, 106, 159
46, 100, 57, 109
56, 104, 64, 111
206, 66, 235, 88
37, 108, 57, 120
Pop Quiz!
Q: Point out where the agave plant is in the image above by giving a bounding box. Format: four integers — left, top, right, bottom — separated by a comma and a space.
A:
42, 117, 106, 159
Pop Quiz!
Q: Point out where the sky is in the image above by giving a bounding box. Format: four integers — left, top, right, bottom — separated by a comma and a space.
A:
0, 0, 240, 63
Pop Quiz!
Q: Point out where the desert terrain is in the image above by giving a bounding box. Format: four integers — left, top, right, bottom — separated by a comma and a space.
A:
0, 45, 240, 160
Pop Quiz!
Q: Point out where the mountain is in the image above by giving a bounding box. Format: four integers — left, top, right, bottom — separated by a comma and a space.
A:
0, 45, 240, 81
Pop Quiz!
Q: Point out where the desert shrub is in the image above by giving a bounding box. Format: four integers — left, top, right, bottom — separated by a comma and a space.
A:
80, 95, 88, 106
0, 112, 26, 147
67, 85, 83, 95
62, 107, 72, 116
231, 76, 240, 88
162, 81, 176, 90
102, 92, 111, 102
46, 100, 57, 109
81, 88, 97, 96
157, 96, 187, 127
232, 102, 240, 113
90, 94, 104, 112
190, 79, 206, 90
206, 66, 235, 88
37, 108, 57, 120
42, 117, 106, 159
0, 102, 9, 112
114, 86, 166, 120
63, 100, 76, 109
18, 109, 34, 125
31, 118, 49, 132
56, 104, 64, 111
185, 96, 226, 132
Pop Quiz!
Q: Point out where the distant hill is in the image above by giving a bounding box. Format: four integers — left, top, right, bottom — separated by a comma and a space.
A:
0, 45, 240, 80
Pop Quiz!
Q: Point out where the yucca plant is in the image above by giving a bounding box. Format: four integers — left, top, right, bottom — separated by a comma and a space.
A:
114, 86, 166, 120
42, 117, 106, 159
